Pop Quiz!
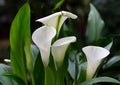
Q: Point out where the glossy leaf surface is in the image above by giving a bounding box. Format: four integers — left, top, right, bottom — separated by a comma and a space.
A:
10, 3, 31, 84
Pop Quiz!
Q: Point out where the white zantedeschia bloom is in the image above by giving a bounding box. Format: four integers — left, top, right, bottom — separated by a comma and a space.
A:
82, 46, 110, 80
32, 26, 56, 67
51, 36, 76, 70
36, 11, 77, 36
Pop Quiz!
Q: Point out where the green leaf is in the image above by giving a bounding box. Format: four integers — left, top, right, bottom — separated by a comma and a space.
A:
10, 3, 31, 84
68, 50, 79, 80
103, 56, 120, 69
68, 59, 75, 80
104, 41, 113, 50
0, 64, 14, 85
31, 44, 39, 67
0, 64, 11, 73
0, 64, 25, 85
3, 74, 26, 85
80, 77, 120, 85
77, 62, 86, 84
68, 51, 86, 84
86, 3, 104, 43
93, 35, 113, 50
33, 53, 45, 85
52, 0, 65, 12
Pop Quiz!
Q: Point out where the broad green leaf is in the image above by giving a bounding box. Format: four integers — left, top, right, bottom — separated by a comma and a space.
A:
33, 53, 45, 85
0, 64, 14, 85
68, 59, 75, 79
3, 74, 26, 85
80, 77, 120, 85
68, 51, 86, 84
10, 3, 31, 84
0, 64, 25, 85
31, 44, 39, 67
105, 41, 113, 50
77, 62, 86, 84
93, 36, 113, 47
103, 56, 120, 69
0, 64, 11, 73
68, 50, 78, 80
86, 4, 104, 43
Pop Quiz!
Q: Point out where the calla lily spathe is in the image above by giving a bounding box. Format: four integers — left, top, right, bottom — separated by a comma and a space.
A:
32, 26, 76, 68
32, 11, 77, 68
51, 36, 76, 69
32, 26, 56, 67
82, 46, 110, 80
36, 11, 77, 36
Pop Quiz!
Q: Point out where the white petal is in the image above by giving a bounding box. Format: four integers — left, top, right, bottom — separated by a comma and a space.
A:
82, 46, 110, 80
51, 36, 76, 70
32, 26, 56, 67
61, 11, 77, 19
36, 11, 77, 36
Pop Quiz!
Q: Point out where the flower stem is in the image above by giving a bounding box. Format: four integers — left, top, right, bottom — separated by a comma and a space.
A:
31, 73, 35, 85
44, 67, 55, 85
44, 67, 47, 85
56, 72, 60, 85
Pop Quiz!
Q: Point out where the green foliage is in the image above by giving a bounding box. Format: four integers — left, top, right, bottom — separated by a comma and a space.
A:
60, 22, 83, 51
10, 3, 31, 84
103, 55, 120, 69
52, 0, 65, 12
0, 64, 15, 85
86, 4, 104, 43
68, 50, 86, 84
80, 77, 120, 85
44, 67, 55, 85
33, 53, 45, 85
93, 0, 120, 35
0, 64, 25, 85
31, 45, 39, 67
0, 1, 120, 85
3, 74, 26, 85
77, 62, 86, 84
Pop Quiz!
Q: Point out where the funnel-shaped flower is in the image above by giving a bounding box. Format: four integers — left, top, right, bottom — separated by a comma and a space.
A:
32, 26, 76, 68
82, 46, 110, 80
51, 36, 76, 69
36, 11, 77, 36
32, 26, 56, 67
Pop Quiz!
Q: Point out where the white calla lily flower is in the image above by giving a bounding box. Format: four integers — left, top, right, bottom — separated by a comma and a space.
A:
32, 26, 56, 67
51, 36, 76, 70
82, 46, 110, 80
36, 11, 77, 36
32, 26, 76, 68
